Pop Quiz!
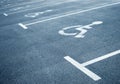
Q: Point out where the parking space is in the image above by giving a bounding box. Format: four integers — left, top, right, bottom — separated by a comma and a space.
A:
0, 0, 120, 84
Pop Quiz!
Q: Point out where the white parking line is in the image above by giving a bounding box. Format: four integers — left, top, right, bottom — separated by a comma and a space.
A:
64, 56, 101, 81
82, 50, 120, 66
18, 23, 28, 29
18, 1, 120, 29
64, 49, 120, 81
3, 13, 8, 16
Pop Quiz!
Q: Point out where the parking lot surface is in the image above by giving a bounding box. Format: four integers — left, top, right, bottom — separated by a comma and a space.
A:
0, 0, 120, 84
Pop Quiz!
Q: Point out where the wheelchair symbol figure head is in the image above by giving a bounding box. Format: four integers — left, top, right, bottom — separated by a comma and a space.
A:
58, 21, 103, 38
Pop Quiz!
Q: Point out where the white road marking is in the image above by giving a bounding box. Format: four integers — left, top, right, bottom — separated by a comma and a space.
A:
82, 49, 120, 66
64, 56, 101, 81
64, 49, 120, 81
3, 13, 8, 16
19, 1, 120, 27
18, 23, 28, 29
58, 21, 103, 38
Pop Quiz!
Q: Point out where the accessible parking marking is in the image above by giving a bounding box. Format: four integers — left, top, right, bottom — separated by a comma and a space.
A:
64, 49, 120, 81
18, 2, 120, 29
58, 21, 103, 38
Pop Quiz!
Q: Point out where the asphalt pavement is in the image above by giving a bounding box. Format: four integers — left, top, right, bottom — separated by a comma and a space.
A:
0, 0, 120, 84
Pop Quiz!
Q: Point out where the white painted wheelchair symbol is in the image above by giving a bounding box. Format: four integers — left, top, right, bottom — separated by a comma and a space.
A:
58, 21, 103, 38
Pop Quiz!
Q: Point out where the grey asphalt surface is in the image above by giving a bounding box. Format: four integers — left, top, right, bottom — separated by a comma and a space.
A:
0, 0, 120, 84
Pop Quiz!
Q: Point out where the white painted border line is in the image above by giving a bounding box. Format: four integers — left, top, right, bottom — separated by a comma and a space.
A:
24, 1, 120, 26
64, 49, 120, 81
82, 49, 120, 66
18, 23, 28, 29
64, 56, 101, 81
3, 13, 8, 16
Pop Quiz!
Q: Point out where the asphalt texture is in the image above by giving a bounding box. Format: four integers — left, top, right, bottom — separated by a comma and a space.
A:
0, 0, 120, 84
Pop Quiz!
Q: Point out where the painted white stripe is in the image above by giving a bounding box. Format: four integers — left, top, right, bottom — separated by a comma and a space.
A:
18, 23, 28, 29
3, 13, 8, 16
64, 49, 120, 81
25, 2, 120, 26
64, 56, 101, 81
82, 49, 120, 66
